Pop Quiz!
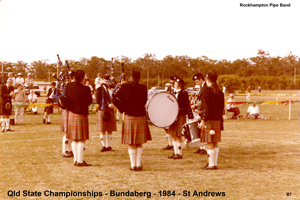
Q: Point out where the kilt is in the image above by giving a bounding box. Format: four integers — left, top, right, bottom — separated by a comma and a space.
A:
96, 109, 117, 132
122, 115, 151, 145
200, 120, 221, 143
44, 105, 53, 114
0, 103, 12, 115
67, 111, 89, 141
60, 109, 69, 133
168, 114, 186, 137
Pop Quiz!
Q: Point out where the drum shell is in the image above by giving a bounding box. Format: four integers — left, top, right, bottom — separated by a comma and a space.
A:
146, 91, 179, 128
182, 121, 206, 148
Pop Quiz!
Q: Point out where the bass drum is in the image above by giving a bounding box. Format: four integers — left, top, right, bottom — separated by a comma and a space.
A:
146, 91, 179, 128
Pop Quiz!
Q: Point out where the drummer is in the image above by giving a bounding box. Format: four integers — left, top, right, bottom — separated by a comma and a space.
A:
162, 75, 178, 150
198, 72, 224, 170
167, 78, 194, 159
191, 73, 208, 155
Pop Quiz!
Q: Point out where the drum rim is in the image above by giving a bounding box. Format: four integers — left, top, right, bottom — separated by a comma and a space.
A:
146, 91, 179, 128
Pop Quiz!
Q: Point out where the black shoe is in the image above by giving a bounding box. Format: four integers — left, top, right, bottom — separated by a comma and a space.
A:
163, 145, 173, 150
173, 154, 183, 159
106, 147, 113, 151
43, 118, 45, 124
1, 129, 5, 132
100, 146, 107, 152
74, 161, 77, 166
194, 149, 202, 153
46, 122, 51, 124
130, 166, 137, 171
199, 149, 207, 155
6, 128, 15, 132
62, 152, 73, 158
136, 166, 143, 171
168, 153, 175, 159
203, 165, 217, 170
76, 161, 92, 167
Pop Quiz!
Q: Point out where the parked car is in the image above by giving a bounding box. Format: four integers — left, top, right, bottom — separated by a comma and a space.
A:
24, 85, 42, 97
185, 87, 200, 94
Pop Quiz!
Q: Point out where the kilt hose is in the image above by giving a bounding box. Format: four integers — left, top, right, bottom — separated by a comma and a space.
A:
122, 115, 151, 145
168, 114, 186, 137
200, 120, 221, 143
60, 109, 69, 133
67, 111, 89, 140
96, 109, 117, 132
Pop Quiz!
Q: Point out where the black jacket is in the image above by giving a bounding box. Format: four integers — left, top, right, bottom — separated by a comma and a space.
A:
113, 82, 147, 117
0, 85, 13, 104
200, 87, 224, 122
65, 82, 92, 115
176, 89, 194, 119
96, 84, 111, 111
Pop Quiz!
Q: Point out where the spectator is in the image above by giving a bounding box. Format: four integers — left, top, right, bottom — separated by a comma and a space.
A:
246, 86, 251, 102
28, 89, 38, 114
15, 73, 25, 86
95, 73, 102, 90
25, 73, 34, 90
13, 84, 26, 124
226, 94, 242, 119
7, 73, 16, 87
245, 102, 270, 119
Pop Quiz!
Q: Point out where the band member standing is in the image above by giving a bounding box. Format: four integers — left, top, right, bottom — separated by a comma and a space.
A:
162, 75, 178, 150
43, 82, 60, 124
61, 72, 75, 158
191, 73, 208, 154
168, 78, 194, 159
65, 70, 93, 167
113, 70, 151, 171
198, 72, 224, 170
0, 79, 15, 132
96, 74, 117, 152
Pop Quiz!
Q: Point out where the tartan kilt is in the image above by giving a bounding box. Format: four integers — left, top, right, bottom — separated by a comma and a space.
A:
168, 114, 186, 137
0, 103, 12, 115
96, 109, 117, 132
200, 120, 221, 143
60, 109, 69, 133
122, 115, 151, 145
44, 105, 53, 114
66, 111, 89, 140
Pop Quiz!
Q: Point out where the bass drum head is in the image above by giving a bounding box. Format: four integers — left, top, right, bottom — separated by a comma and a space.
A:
146, 91, 179, 128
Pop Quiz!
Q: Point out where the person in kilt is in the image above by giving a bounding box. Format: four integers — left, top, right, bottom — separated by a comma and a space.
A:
113, 70, 151, 171
198, 72, 224, 170
167, 78, 194, 159
96, 74, 117, 152
61, 72, 75, 158
65, 70, 93, 167
0, 79, 15, 132
43, 82, 60, 124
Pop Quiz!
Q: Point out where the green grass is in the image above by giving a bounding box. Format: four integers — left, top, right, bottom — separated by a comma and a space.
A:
1, 92, 300, 199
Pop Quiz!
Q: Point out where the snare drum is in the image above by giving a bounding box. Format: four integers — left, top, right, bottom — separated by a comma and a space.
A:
182, 120, 207, 148
146, 91, 179, 128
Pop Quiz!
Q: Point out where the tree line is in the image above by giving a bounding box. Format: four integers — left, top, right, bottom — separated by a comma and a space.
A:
1, 50, 300, 92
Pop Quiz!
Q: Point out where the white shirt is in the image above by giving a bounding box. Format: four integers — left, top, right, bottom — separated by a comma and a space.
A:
28, 93, 38, 103
15, 77, 25, 85
247, 105, 260, 115
95, 77, 102, 89
226, 98, 236, 110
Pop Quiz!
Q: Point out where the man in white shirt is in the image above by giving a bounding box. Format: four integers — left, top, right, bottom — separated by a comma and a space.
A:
226, 94, 242, 119
25, 73, 34, 89
94, 73, 102, 89
28, 90, 38, 114
245, 103, 269, 119
15, 73, 25, 85
7, 73, 16, 87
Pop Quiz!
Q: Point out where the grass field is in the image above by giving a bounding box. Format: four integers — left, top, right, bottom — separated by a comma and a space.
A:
1, 91, 300, 199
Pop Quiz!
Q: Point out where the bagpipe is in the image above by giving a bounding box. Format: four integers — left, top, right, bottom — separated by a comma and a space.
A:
111, 59, 126, 113
51, 54, 71, 108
